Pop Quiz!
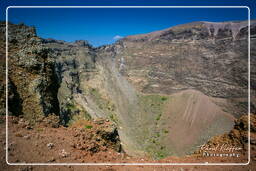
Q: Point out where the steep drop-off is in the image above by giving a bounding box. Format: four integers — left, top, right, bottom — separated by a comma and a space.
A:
1, 20, 255, 159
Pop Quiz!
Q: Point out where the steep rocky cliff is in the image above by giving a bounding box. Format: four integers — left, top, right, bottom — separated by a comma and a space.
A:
94, 20, 256, 157
1, 20, 255, 158
1, 22, 60, 122
43, 39, 97, 124
114, 21, 256, 116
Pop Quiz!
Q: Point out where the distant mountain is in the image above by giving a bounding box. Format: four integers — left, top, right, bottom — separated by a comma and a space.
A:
123, 20, 256, 42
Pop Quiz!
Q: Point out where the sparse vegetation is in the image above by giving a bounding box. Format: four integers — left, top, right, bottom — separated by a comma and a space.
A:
161, 97, 167, 101
139, 94, 169, 116
66, 102, 92, 126
155, 151, 166, 159
136, 94, 170, 158
109, 113, 118, 123
84, 125, 93, 129
156, 132, 160, 137
3, 20, 251, 162
86, 86, 119, 123
66, 102, 76, 111
156, 114, 161, 121
163, 130, 169, 134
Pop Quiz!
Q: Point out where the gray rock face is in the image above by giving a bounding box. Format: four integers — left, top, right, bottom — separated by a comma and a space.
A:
74, 40, 90, 47
1, 22, 60, 121
1, 20, 255, 158
0, 22, 37, 43
44, 39, 96, 124
92, 21, 255, 157
113, 20, 256, 116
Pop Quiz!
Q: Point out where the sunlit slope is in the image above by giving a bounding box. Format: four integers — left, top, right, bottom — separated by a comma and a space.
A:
159, 89, 235, 156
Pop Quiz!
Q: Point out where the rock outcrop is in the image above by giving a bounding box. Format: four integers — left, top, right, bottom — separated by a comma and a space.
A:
0, 22, 60, 122
114, 20, 256, 116
0, 20, 255, 158
117, 21, 253, 95
43, 38, 96, 125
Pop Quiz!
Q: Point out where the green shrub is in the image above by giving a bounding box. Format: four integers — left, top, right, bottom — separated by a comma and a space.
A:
84, 125, 93, 129
156, 114, 161, 121
163, 130, 169, 134
161, 97, 167, 101
156, 132, 160, 137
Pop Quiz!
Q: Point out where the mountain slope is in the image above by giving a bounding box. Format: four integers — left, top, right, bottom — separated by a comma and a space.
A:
1, 20, 255, 159
94, 20, 255, 157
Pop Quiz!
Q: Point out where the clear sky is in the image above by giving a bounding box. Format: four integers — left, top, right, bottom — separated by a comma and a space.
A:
0, 0, 255, 47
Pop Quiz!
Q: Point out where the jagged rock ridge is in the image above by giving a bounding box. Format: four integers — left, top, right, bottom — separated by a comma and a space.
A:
1, 20, 255, 158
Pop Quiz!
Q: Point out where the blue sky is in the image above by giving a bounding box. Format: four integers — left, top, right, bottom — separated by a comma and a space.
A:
0, 0, 255, 47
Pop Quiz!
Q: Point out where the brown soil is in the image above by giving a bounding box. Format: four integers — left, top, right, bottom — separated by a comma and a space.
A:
162, 89, 235, 156
0, 114, 256, 171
